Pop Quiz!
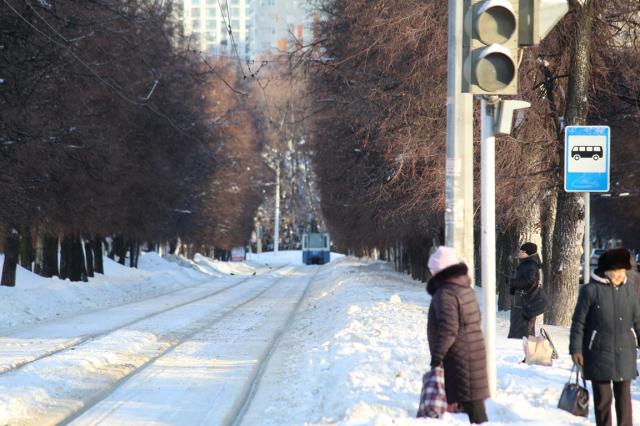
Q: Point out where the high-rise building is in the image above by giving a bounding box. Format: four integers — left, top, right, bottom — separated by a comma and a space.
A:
248, 0, 313, 60
176, 0, 313, 60
178, 0, 252, 58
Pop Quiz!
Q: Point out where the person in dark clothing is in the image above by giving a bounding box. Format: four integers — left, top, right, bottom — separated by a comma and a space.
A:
507, 242, 543, 339
427, 246, 489, 424
570, 248, 640, 426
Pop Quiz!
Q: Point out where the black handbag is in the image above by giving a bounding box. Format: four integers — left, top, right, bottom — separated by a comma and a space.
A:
522, 285, 547, 320
558, 364, 590, 417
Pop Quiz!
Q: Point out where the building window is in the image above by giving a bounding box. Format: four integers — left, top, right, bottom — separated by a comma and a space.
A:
192, 19, 201, 29
207, 8, 216, 17
191, 0, 200, 5
231, 19, 240, 29
206, 0, 216, 4
207, 20, 216, 29
191, 7, 200, 17
231, 7, 240, 17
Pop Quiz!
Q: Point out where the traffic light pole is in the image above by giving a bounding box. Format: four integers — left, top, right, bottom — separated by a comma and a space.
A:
480, 96, 498, 397
583, 192, 590, 284
445, 0, 475, 274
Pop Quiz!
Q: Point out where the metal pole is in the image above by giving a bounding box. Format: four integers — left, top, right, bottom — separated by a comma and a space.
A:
481, 97, 497, 397
445, 0, 475, 272
274, 162, 280, 253
583, 192, 590, 284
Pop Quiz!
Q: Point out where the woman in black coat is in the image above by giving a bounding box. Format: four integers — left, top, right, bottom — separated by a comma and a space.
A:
507, 242, 542, 339
570, 248, 640, 426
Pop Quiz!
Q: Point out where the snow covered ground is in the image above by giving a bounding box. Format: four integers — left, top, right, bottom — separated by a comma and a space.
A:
0, 251, 638, 425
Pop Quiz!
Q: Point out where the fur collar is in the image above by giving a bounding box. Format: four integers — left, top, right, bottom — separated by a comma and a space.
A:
591, 269, 628, 286
427, 263, 470, 295
519, 253, 542, 267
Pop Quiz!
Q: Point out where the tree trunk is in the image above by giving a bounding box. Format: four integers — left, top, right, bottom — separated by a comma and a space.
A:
541, 190, 558, 291
60, 236, 87, 282
496, 230, 518, 311
94, 237, 104, 274
113, 235, 127, 265
546, 0, 594, 326
34, 229, 45, 276
1, 228, 20, 287
74, 237, 88, 282
60, 236, 71, 280
129, 240, 140, 268
168, 239, 178, 255
19, 225, 33, 271
42, 235, 59, 278
85, 239, 95, 278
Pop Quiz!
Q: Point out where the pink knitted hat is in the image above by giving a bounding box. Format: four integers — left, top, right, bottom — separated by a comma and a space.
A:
428, 246, 460, 275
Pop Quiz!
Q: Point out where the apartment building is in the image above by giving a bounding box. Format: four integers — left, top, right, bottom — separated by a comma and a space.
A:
178, 0, 252, 58
248, 0, 313, 59
176, 0, 314, 60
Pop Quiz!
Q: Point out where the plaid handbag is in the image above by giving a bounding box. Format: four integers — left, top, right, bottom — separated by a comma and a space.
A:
417, 367, 448, 418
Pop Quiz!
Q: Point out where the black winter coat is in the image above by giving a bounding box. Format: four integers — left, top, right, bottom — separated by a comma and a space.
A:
569, 271, 640, 381
427, 263, 490, 403
507, 254, 541, 339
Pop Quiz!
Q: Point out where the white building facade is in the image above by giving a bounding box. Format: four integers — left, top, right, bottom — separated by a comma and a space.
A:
176, 0, 314, 60
248, 0, 314, 59
178, 0, 252, 58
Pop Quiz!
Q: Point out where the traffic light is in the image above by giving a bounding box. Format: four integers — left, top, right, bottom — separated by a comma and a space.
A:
463, 0, 519, 95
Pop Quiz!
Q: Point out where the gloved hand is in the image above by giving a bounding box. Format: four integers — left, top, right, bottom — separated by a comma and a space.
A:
571, 353, 584, 367
430, 359, 443, 369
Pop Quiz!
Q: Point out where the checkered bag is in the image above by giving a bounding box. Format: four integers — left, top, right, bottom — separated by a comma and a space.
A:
417, 366, 448, 418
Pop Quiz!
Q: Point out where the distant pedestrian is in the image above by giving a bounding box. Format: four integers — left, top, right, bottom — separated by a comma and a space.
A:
569, 248, 640, 426
507, 242, 542, 339
427, 246, 489, 424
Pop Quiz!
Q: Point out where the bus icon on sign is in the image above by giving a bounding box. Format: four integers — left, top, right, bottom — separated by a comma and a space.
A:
571, 146, 603, 161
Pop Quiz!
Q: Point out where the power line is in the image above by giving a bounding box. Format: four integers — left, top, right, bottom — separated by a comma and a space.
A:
217, 0, 246, 79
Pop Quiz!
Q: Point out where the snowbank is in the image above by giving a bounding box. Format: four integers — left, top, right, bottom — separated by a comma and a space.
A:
0, 252, 227, 330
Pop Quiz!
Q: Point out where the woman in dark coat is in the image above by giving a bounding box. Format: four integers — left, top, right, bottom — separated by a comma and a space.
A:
570, 248, 640, 426
427, 246, 490, 424
507, 242, 542, 339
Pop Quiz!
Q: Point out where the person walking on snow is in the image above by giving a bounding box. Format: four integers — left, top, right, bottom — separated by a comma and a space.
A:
570, 248, 640, 426
427, 246, 489, 424
507, 242, 543, 339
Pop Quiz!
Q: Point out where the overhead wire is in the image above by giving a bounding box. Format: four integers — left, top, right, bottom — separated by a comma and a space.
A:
216, 0, 247, 79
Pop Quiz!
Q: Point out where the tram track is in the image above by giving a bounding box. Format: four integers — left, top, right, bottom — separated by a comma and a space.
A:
59, 269, 296, 426
228, 268, 320, 426
0, 266, 288, 377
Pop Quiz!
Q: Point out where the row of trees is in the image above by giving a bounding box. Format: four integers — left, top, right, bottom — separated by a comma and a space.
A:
0, 0, 270, 285
308, 0, 640, 325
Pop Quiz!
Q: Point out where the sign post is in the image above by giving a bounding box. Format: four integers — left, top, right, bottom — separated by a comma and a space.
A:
565, 125, 610, 284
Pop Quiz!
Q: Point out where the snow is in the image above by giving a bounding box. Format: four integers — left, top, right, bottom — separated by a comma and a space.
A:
0, 251, 638, 425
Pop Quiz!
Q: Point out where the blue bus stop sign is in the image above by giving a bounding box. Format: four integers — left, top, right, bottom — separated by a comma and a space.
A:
564, 126, 610, 192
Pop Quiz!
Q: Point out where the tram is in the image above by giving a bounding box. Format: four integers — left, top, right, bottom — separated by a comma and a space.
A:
302, 232, 330, 265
